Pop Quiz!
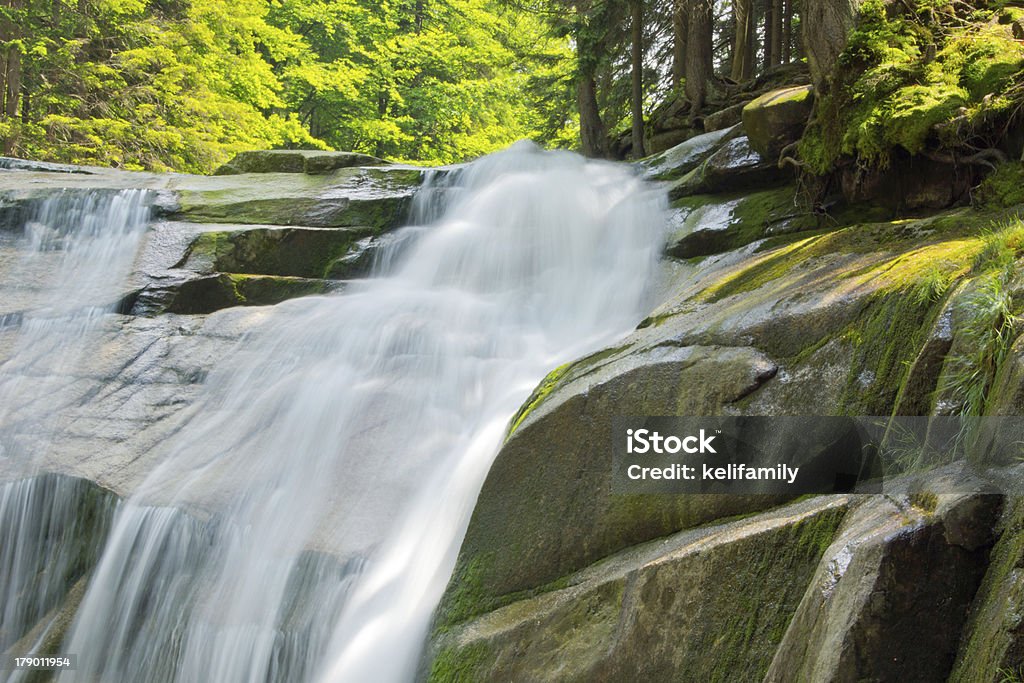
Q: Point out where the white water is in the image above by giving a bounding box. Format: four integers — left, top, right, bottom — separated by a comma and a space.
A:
0, 190, 150, 664
2, 143, 667, 682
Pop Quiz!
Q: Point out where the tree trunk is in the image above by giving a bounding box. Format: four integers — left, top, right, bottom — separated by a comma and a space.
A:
1, 0, 22, 154
766, 0, 783, 67
671, 0, 687, 88
577, 72, 607, 158
782, 0, 793, 63
684, 0, 712, 116
803, 0, 865, 89
630, 0, 645, 159
731, 0, 754, 82
414, 0, 425, 33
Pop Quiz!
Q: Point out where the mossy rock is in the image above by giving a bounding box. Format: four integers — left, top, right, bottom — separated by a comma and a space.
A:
975, 162, 1024, 210
440, 205, 999, 629
213, 150, 385, 175
669, 135, 792, 199
175, 167, 421, 230
741, 85, 814, 158
666, 186, 819, 259
766, 485, 1001, 683
163, 274, 333, 314
435, 344, 788, 630
949, 487, 1024, 682
180, 227, 377, 279
429, 497, 849, 682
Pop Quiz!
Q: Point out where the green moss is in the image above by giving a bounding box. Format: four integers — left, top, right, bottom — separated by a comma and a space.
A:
427, 643, 490, 683
909, 490, 939, 513
506, 362, 572, 436
801, 2, 1024, 174
705, 504, 848, 682
949, 498, 1024, 682
976, 163, 1024, 210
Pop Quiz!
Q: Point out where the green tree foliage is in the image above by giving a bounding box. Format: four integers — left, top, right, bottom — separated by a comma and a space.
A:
0, 0, 574, 172
800, 0, 1024, 174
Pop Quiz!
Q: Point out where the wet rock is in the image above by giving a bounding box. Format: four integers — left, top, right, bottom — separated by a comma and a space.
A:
949, 481, 1024, 682
428, 497, 850, 683
174, 167, 422, 230
765, 475, 1001, 683
435, 343, 785, 629
639, 127, 735, 182
177, 226, 378, 279
666, 186, 817, 260
156, 274, 336, 315
741, 85, 814, 158
213, 150, 385, 175
669, 135, 791, 199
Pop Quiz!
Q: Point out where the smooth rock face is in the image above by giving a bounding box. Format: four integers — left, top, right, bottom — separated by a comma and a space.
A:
431, 180, 1024, 680
669, 135, 791, 199
950, 492, 1024, 682
213, 150, 386, 175
765, 476, 1001, 683
429, 496, 850, 683
741, 85, 814, 158
437, 343, 784, 626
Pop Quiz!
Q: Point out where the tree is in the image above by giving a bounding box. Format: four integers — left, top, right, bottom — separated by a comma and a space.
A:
731, 0, 755, 82
684, 0, 713, 116
803, 0, 866, 89
629, 0, 645, 158
671, 0, 686, 88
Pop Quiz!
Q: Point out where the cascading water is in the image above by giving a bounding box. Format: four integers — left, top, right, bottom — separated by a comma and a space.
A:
0, 190, 151, 666
2, 143, 667, 682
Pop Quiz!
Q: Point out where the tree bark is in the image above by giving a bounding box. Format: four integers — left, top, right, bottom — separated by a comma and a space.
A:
731, 0, 754, 82
1, 0, 22, 154
767, 0, 783, 67
630, 0, 645, 158
803, 0, 865, 89
782, 0, 793, 63
684, 0, 712, 116
671, 0, 687, 88
577, 72, 607, 158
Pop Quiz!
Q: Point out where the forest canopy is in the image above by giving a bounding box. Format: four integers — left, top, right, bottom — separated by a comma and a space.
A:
0, 0, 578, 171
2, 0, 1022, 174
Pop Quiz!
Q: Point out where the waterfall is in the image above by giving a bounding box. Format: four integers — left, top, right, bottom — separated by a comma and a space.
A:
0, 190, 151, 666
2, 143, 667, 682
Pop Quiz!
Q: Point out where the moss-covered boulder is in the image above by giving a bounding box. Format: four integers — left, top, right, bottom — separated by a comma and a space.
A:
428, 496, 850, 683
178, 226, 378, 280
666, 186, 818, 259
213, 150, 385, 176
437, 204, 1009, 652
161, 274, 335, 314
741, 85, 814, 158
174, 167, 422, 230
435, 343, 786, 631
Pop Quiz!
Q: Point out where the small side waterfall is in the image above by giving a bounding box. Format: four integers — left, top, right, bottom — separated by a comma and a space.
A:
0, 190, 151, 664
1, 144, 668, 682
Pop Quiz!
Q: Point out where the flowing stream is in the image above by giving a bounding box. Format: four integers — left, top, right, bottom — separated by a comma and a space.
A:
0, 143, 667, 682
